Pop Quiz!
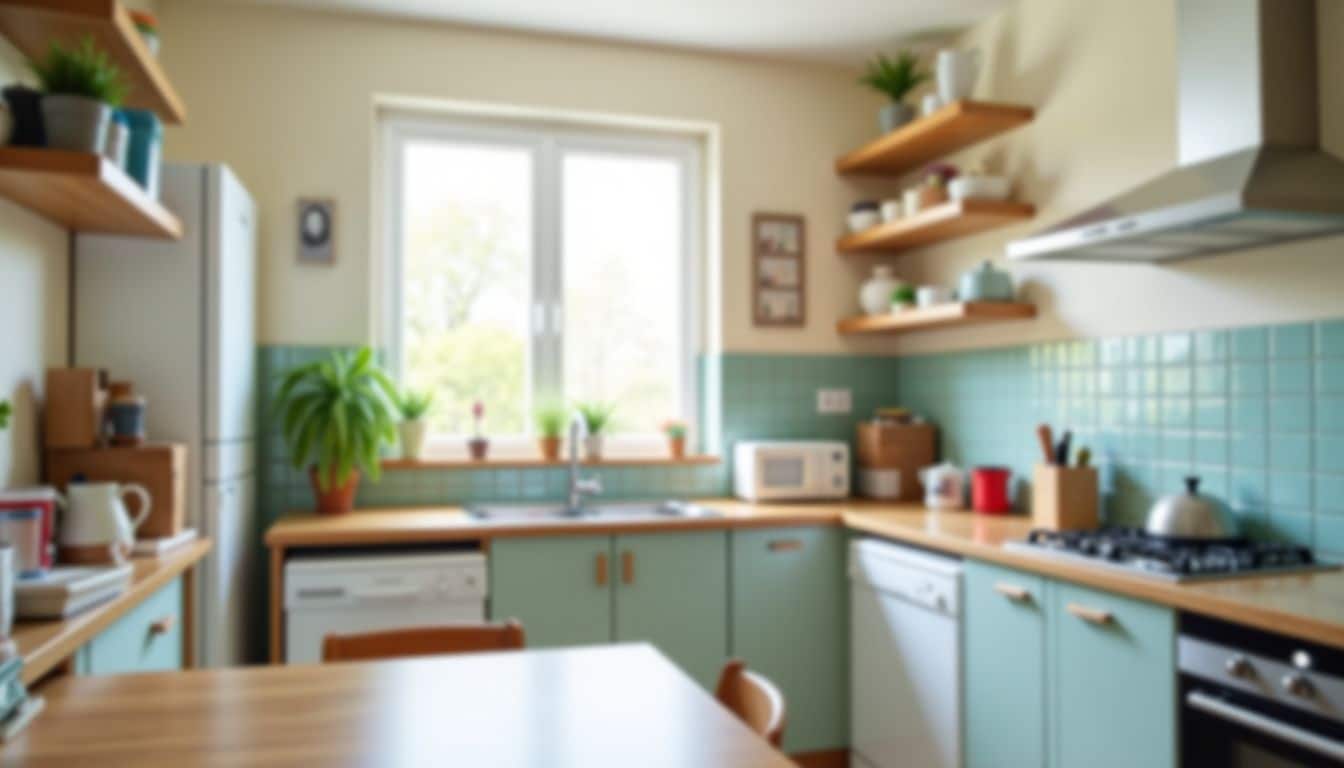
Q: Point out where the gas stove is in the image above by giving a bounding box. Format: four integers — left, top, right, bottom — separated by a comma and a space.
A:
1005, 528, 1340, 582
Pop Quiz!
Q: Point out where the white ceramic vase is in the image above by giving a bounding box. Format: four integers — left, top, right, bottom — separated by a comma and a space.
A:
398, 419, 427, 461
859, 266, 901, 315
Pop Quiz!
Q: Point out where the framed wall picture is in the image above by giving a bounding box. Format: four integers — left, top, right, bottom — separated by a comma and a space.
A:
297, 198, 336, 265
752, 213, 805, 326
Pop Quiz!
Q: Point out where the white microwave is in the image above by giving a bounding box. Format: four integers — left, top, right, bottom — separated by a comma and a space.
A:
733, 441, 850, 501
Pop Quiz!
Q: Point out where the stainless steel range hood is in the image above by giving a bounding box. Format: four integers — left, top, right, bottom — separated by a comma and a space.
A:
1008, 0, 1344, 263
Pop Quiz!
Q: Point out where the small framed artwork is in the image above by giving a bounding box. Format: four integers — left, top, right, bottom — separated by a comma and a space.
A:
297, 198, 335, 265
752, 213, 805, 326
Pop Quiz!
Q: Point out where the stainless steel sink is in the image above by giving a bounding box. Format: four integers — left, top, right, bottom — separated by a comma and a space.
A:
466, 500, 722, 523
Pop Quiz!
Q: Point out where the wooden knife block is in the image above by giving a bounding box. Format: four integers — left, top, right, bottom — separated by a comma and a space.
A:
1032, 465, 1099, 531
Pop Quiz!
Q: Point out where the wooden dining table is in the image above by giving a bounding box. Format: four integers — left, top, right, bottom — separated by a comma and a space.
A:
2, 643, 796, 767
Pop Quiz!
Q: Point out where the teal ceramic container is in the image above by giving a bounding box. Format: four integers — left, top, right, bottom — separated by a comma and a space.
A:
958, 260, 1015, 301
123, 109, 163, 199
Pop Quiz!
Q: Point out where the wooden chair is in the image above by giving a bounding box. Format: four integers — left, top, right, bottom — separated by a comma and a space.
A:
321, 620, 526, 663
715, 658, 786, 748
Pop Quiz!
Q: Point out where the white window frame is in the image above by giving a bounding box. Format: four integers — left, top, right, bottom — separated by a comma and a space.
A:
380, 112, 703, 459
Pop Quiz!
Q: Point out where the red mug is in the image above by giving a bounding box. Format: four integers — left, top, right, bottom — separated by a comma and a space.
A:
971, 467, 1012, 514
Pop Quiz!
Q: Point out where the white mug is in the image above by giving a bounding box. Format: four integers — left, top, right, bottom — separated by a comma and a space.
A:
921, 93, 943, 116
917, 285, 953, 307
936, 49, 982, 104
59, 482, 151, 554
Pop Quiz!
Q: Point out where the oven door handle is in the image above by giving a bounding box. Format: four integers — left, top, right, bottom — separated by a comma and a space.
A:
1187, 689, 1344, 762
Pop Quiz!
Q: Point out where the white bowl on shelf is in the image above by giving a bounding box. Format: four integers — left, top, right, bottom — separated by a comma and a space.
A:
847, 209, 882, 233
948, 175, 1011, 202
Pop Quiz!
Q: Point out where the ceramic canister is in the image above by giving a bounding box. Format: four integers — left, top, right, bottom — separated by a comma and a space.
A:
105, 395, 147, 446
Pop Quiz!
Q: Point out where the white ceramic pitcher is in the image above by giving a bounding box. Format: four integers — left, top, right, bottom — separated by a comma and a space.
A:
59, 482, 151, 557
936, 49, 982, 104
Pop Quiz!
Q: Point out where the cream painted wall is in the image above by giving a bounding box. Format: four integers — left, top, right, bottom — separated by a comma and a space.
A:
851, 0, 1344, 356
0, 41, 69, 487
155, 0, 891, 353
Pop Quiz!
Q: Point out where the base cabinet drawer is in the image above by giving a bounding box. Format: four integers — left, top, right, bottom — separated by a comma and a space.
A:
76, 578, 184, 676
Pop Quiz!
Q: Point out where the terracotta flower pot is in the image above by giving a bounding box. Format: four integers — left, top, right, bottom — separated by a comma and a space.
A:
538, 436, 561, 462
668, 436, 686, 459
468, 437, 489, 461
309, 467, 360, 516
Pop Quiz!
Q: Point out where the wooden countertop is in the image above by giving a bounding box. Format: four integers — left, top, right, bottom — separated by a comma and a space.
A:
4, 643, 794, 768
11, 540, 211, 685
267, 500, 1344, 651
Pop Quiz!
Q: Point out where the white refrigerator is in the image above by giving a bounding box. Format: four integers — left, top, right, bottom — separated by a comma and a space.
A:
74, 164, 258, 668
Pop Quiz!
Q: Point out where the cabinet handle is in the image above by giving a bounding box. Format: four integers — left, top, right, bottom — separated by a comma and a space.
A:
768, 539, 804, 552
621, 551, 635, 585
993, 582, 1031, 602
1066, 603, 1114, 625
149, 615, 177, 636
595, 553, 608, 587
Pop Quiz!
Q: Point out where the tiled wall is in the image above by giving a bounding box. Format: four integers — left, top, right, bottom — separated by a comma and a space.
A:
897, 318, 1344, 560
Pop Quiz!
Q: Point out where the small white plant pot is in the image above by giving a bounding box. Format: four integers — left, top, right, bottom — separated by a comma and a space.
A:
398, 419, 428, 461
584, 435, 604, 461
41, 94, 110, 152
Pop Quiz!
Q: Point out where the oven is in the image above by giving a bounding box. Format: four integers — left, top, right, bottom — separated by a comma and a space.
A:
1180, 615, 1344, 767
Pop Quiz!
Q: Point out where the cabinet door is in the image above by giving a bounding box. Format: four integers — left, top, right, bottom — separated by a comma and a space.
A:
731, 526, 847, 754
613, 531, 727, 690
1051, 581, 1176, 768
490, 536, 612, 648
963, 560, 1047, 768
83, 578, 184, 676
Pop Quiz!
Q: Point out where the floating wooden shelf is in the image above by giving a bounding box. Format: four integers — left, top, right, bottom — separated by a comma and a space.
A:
0, 0, 186, 124
837, 302, 1037, 336
838, 199, 1035, 255
0, 148, 182, 238
383, 455, 722, 470
836, 101, 1033, 176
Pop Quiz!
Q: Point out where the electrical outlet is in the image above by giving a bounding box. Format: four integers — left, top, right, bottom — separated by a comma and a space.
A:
816, 388, 853, 414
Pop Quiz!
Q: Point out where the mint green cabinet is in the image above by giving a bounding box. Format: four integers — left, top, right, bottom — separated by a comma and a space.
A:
76, 578, 184, 676
962, 561, 1176, 768
489, 535, 612, 648
964, 560, 1047, 768
614, 531, 727, 690
731, 526, 847, 755
1051, 582, 1176, 768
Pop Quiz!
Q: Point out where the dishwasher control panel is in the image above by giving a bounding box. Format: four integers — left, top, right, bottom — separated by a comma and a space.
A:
849, 538, 961, 617
285, 552, 488, 609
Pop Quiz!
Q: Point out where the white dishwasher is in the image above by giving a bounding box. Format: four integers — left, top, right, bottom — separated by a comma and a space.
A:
285, 552, 488, 664
850, 538, 962, 768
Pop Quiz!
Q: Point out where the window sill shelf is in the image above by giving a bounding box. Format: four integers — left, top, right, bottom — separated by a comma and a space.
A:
382, 455, 721, 470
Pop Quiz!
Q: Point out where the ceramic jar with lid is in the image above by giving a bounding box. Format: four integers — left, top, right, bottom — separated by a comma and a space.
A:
859, 266, 903, 315
958, 261, 1015, 301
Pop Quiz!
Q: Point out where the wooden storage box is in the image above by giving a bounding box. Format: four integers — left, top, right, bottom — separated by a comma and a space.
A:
1032, 465, 1099, 531
44, 368, 109, 449
856, 422, 937, 502
45, 443, 187, 539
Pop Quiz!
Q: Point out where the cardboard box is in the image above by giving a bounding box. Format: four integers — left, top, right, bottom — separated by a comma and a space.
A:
1032, 465, 1099, 531
45, 443, 187, 538
856, 422, 937, 502
44, 368, 109, 449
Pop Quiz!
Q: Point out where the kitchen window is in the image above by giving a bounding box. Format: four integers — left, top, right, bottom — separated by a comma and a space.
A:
380, 113, 702, 457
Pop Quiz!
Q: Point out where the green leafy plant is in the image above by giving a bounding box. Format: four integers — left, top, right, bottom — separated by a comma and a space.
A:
396, 388, 434, 421
891, 284, 917, 306
29, 36, 127, 106
859, 51, 929, 104
575, 401, 616, 436
661, 420, 688, 439
534, 401, 566, 439
272, 348, 398, 490
0, 399, 11, 431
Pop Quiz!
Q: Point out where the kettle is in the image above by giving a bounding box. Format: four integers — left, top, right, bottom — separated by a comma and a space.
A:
1144, 476, 1237, 540
919, 462, 966, 510
58, 482, 151, 561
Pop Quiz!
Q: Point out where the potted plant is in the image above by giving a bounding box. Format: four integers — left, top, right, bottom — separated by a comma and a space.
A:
468, 401, 489, 460
0, 399, 10, 431
30, 36, 126, 153
130, 11, 161, 56
272, 348, 398, 516
891, 284, 917, 313
860, 51, 929, 134
575, 401, 615, 461
535, 401, 565, 462
395, 388, 433, 461
662, 420, 688, 459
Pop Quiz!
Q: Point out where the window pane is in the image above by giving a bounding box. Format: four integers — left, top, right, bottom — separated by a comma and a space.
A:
401, 140, 531, 436
562, 152, 683, 434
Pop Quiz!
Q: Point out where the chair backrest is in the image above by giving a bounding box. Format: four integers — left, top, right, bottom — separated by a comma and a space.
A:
321, 620, 526, 663
714, 658, 786, 748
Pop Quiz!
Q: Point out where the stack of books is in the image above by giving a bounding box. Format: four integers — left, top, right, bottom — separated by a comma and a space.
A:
15, 565, 133, 619
130, 528, 198, 558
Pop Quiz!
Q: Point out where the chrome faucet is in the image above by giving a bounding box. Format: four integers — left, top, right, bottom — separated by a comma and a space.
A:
567, 411, 602, 514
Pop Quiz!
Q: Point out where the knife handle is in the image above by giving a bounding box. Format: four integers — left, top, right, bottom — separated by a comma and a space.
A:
1036, 424, 1055, 465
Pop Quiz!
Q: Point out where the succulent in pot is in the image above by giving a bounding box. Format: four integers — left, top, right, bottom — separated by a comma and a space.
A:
395, 388, 433, 461
860, 51, 929, 134
662, 420, 689, 459
272, 348, 399, 515
29, 36, 127, 153
535, 401, 565, 462
468, 401, 489, 460
575, 401, 615, 461
890, 283, 917, 313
